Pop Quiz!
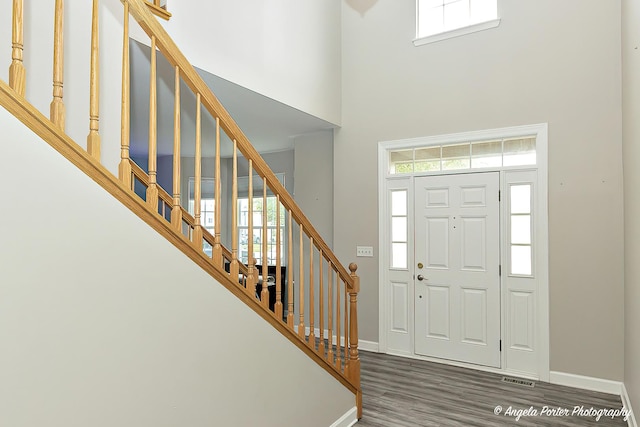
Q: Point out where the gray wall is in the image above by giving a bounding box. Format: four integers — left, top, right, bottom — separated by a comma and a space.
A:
293, 131, 335, 330
336, 0, 624, 381
623, 0, 640, 415
294, 130, 334, 248
0, 107, 355, 426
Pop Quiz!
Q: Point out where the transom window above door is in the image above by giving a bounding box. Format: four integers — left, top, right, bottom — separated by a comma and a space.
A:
388, 137, 536, 175
415, 0, 500, 45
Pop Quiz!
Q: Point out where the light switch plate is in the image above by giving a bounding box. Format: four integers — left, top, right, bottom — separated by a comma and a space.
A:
356, 246, 374, 257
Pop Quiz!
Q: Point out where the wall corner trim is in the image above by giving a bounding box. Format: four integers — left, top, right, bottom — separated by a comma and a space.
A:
621, 383, 638, 427
330, 407, 358, 427
549, 371, 622, 395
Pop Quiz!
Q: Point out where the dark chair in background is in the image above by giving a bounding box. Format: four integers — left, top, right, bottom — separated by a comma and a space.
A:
255, 264, 288, 321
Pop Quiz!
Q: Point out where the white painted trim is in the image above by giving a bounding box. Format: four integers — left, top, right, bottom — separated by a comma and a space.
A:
377, 145, 387, 354
359, 339, 379, 353
621, 383, 638, 427
535, 123, 550, 382
549, 371, 622, 395
378, 123, 550, 381
379, 124, 547, 153
330, 406, 358, 427
414, 19, 501, 46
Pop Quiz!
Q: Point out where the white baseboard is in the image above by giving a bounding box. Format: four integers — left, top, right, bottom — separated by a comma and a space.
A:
549, 371, 622, 395
330, 406, 358, 427
359, 339, 379, 352
621, 383, 638, 427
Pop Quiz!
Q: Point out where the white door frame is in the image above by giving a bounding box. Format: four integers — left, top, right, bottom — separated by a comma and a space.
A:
377, 123, 549, 381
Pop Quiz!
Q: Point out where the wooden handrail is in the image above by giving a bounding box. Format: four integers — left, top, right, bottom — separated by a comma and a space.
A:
123, 0, 355, 290
144, 0, 171, 20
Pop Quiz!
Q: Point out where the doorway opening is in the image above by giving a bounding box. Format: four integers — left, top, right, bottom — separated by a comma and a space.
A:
378, 124, 549, 380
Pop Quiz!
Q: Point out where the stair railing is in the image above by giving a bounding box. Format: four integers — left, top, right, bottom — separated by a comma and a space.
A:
3, 0, 361, 417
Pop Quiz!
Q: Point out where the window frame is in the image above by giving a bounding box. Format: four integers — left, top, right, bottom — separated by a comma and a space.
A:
414, 0, 500, 46
237, 196, 286, 266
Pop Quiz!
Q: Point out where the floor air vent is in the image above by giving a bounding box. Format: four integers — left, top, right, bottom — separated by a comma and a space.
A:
501, 376, 535, 388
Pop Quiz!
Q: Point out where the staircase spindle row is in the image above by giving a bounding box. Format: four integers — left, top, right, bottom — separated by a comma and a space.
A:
3, 0, 361, 417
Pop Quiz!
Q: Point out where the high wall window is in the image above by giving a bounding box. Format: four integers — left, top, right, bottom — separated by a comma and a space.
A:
416, 0, 499, 44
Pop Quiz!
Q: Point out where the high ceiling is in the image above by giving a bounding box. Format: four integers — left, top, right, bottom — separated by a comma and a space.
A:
129, 40, 335, 158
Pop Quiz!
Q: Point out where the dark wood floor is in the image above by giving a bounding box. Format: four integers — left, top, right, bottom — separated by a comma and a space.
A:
356, 351, 629, 426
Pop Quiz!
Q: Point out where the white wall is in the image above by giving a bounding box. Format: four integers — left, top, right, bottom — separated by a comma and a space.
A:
622, 0, 640, 416
0, 107, 355, 427
336, 0, 624, 381
130, 0, 342, 126
0, 0, 124, 175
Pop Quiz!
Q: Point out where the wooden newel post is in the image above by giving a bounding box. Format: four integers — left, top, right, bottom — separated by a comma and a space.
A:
9, 0, 26, 96
348, 262, 362, 419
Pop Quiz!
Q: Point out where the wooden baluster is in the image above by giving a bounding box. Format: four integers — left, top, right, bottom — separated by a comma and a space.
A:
145, 36, 159, 210
318, 252, 325, 356
50, 0, 65, 130
213, 118, 223, 266
348, 263, 362, 419
230, 140, 239, 280
309, 238, 315, 347
275, 195, 283, 320
87, 0, 101, 160
192, 93, 203, 246
246, 162, 256, 296
298, 226, 305, 339
260, 178, 269, 308
118, 2, 132, 188
9, 0, 26, 96
327, 266, 334, 364
344, 275, 349, 373
287, 211, 294, 327
170, 66, 182, 231
335, 272, 341, 370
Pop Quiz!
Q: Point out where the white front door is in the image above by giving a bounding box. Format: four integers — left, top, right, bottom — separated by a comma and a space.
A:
414, 172, 501, 368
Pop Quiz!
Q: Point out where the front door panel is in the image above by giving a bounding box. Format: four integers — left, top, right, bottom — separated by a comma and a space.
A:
414, 172, 500, 368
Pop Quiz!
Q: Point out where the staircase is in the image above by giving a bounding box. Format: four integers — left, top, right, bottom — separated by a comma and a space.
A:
0, 0, 361, 424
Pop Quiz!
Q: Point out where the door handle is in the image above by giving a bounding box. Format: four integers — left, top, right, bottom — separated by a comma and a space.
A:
417, 274, 425, 281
